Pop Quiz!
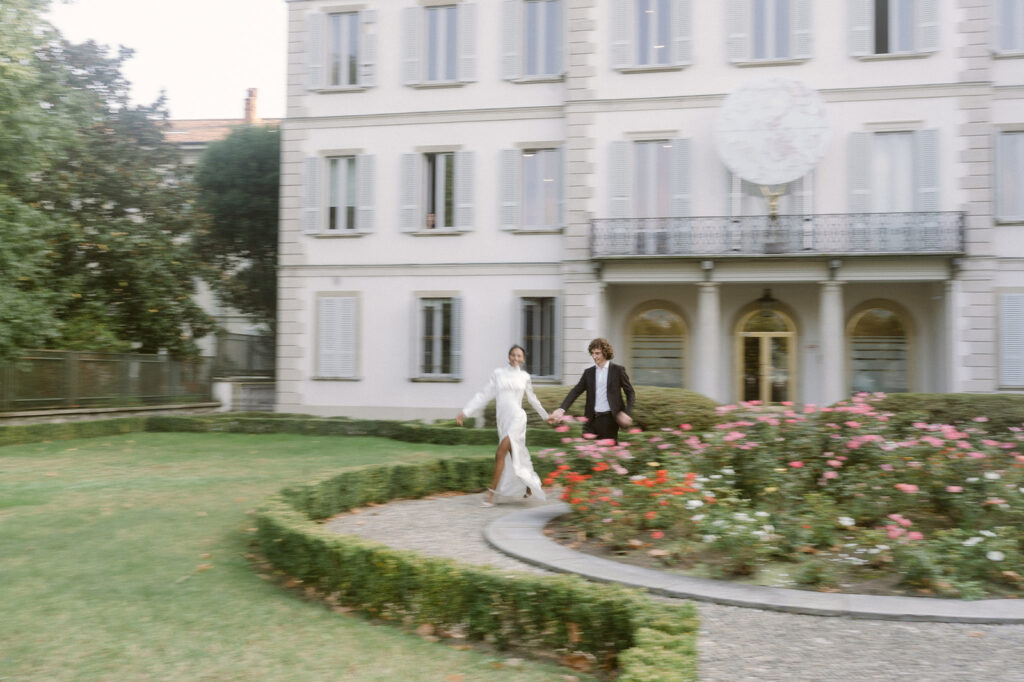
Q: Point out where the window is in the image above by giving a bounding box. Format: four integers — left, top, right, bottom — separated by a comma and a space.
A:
306, 10, 376, 89
500, 148, 564, 231
849, 307, 908, 394
403, 3, 477, 85
611, 0, 692, 70
849, 0, 938, 56
417, 297, 462, 378
521, 297, 557, 377
400, 151, 475, 232
316, 295, 358, 379
996, 0, 1024, 54
634, 140, 673, 219
727, 174, 810, 216
728, 0, 811, 62
999, 292, 1024, 388
609, 139, 691, 219
630, 308, 685, 387
847, 130, 938, 213
302, 155, 375, 235
996, 131, 1024, 221
503, 0, 563, 79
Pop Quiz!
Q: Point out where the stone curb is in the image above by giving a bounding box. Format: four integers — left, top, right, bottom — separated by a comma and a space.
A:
484, 503, 1024, 624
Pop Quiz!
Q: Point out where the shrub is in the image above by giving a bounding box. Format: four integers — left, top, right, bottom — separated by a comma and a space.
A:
873, 393, 1024, 436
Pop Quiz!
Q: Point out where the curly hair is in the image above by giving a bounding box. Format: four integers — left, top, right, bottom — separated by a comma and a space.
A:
587, 337, 614, 361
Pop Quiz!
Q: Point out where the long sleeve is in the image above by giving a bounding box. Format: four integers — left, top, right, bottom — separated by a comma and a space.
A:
524, 375, 549, 422
619, 365, 636, 415
462, 369, 498, 418
559, 371, 588, 411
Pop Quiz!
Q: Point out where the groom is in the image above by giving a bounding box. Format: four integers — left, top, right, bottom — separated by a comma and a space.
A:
548, 338, 635, 443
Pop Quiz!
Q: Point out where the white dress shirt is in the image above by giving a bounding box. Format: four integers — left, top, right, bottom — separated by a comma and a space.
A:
594, 361, 611, 412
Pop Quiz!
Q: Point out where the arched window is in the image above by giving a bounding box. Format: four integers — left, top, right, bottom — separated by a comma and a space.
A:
630, 308, 685, 387
849, 307, 908, 394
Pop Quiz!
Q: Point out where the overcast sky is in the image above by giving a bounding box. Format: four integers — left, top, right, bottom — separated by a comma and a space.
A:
47, 0, 287, 120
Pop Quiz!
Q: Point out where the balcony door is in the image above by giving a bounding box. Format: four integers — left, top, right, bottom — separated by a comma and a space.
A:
736, 309, 796, 403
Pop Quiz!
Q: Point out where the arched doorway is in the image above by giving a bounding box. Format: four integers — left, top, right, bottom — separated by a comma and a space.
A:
848, 306, 909, 394
736, 307, 797, 403
629, 308, 686, 388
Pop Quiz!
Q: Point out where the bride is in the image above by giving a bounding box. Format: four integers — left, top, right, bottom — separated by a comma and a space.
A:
456, 345, 550, 506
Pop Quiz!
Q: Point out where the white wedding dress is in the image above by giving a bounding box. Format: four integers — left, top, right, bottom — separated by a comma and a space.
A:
461, 365, 548, 500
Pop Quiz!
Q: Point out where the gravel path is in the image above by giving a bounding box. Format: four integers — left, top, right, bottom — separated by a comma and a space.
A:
326, 493, 1024, 682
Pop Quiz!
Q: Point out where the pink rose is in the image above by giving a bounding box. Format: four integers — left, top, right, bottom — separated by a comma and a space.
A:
946, 486, 963, 493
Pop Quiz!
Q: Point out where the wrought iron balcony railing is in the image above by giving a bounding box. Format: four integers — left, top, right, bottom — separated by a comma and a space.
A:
591, 212, 965, 259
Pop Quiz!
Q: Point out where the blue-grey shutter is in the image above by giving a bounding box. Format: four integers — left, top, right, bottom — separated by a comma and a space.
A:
502, 0, 521, 80
848, 132, 872, 213
307, 13, 324, 90
672, 0, 693, 65
359, 10, 377, 87
609, 141, 632, 219
459, 3, 478, 82
451, 297, 463, 378
848, 0, 873, 57
728, 170, 742, 216
726, 0, 750, 63
356, 154, 375, 233
914, 129, 939, 211
302, 157, 321, 234
791, 0, 813, 59
400, 154, 420, 232
500, 149, 521, 230
455, 150, 475, 231
556, 146, 566, 228
317, 296, 356, 378
337, 297, 357, 377
670, 138, 691, 217
915, 0, 939, 53
402, 7, 421, 85
793, 173, 813, 215
1000, 293, 1024, 387
611, 0, 632, 69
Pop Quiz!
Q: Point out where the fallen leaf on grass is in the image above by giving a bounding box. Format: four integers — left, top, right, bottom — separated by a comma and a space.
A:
44, 472, 58, 477
195, 511, 207, 517
195, 563, 213, 572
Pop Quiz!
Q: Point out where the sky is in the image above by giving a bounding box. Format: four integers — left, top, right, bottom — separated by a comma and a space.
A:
46, 0, 287, 120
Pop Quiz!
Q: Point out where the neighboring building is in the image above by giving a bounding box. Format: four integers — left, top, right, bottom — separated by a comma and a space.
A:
278, 0, 1024, 420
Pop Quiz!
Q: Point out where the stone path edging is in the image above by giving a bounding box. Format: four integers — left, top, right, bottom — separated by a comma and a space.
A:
484, 503, 1024, 624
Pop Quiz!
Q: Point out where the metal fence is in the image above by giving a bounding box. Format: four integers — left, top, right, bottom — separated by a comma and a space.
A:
0, 350, 213, 412
213, 333, 275, 378
591, 212, 965, 258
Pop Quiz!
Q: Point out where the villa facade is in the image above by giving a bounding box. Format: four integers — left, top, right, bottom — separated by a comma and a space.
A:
277, 0, 1024, 419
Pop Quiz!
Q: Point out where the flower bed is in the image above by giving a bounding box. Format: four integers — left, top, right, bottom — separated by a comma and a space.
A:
538, 395, 1024, 599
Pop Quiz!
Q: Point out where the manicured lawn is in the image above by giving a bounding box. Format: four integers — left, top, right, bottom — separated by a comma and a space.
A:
0, 433, 596, 681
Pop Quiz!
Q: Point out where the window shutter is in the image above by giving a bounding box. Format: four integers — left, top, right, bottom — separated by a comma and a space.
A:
672, 0, 693, 65
611, 0, 633, 69
451, 297, 464, 379
728, 171, 742, 216
411, 297, 422, 378
913, 129, 939, 212
791, 0, 813, 59
848, 0, 873, 57
500, 149, 521, 230
455, 150, 475, 231
1000, 293, 1024, 387
556, 146, 566, 229
502, 0, 521, 80
302, 157, 321, 234
317, 296, 356, 378
848, 132, 872, 213
793, 172, 813, 215
402, 7, 421, 85
357, 154, 375, 233
915, 0, 939, 53
359, 10, 377, 87
670, 138, 691, 217
459, 3, 478, 82
726, 0, 750, 63
307, 13, 324, 90
400, 154, 420, 232
609, 141, 632, 219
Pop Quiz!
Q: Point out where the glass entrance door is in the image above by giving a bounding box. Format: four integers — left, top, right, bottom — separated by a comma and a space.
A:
737, 309, 795, 404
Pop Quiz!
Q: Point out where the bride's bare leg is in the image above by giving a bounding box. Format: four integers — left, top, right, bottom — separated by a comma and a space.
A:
485, 437, 512, 503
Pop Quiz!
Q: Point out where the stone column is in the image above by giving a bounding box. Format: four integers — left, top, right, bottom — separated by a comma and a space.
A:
695, 282, 721, 402
944, 278, 964, 393
818, 281, 845, 405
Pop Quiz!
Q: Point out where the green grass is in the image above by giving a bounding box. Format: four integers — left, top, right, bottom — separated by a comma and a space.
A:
0, 433, 597, 681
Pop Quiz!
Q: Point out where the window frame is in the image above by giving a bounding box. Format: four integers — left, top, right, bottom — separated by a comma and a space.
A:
412, 295, 463, 381
303, 153, 374, 237
519, 295, 560, 380
995, 130, 1024, 223
307, 9, 376, 91
849, 0, 938, 59
403, 3, 477, 87
327, 11, 360, 88
611, 0, 692, 72
994, 0, 1024, 55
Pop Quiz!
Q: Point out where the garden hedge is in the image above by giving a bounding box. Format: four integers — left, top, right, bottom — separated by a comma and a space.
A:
872, 393, 1024, 435
256, 456, 698, 679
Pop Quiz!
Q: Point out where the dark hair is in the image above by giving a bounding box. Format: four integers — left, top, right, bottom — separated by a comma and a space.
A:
588, 337, 614, 360
508, 344, 526, 357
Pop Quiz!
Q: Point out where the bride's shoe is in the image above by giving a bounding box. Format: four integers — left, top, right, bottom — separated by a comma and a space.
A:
480, 489, 496, 507
523, 487, 532, 499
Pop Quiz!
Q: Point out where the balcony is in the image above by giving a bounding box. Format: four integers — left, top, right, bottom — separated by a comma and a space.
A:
590, 212, 965, 259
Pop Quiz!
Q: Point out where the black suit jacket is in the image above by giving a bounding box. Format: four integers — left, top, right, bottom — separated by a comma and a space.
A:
559, 362, 635, 421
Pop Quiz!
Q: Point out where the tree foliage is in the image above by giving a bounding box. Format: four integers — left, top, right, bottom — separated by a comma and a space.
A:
194, 125, 280, 333
0, 2, 213, 359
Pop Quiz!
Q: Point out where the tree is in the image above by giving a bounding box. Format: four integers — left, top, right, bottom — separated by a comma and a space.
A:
194, 125, 280, 334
